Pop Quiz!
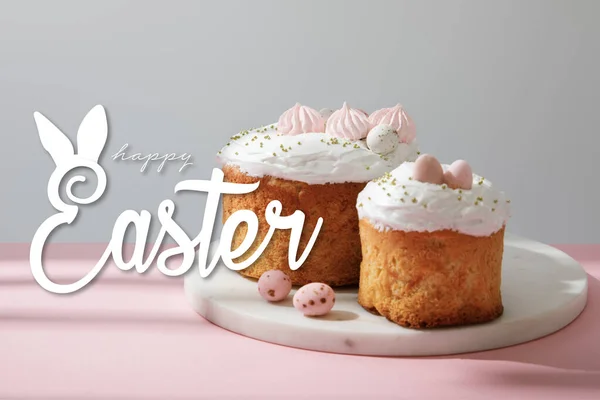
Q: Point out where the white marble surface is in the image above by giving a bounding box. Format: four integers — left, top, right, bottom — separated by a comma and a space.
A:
184, 234, 588, 356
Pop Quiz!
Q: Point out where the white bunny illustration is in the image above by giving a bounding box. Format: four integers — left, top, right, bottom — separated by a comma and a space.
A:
33, 104, 108, 211
31, 105, 111, 294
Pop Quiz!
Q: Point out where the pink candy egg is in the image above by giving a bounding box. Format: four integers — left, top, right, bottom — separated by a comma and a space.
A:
444, 160, 473, 190
412, 154, 444, 185
257, 270, 292, 302
293, 282, 335, 316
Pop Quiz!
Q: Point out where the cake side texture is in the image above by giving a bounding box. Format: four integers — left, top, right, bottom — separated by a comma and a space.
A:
357, 218, 505, 328
222, 164, 365, 286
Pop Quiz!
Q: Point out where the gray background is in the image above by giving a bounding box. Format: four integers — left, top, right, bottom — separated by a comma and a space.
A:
0, 0, 598, 244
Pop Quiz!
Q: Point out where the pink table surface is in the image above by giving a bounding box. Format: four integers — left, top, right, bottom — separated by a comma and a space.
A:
0, 243, 599, 400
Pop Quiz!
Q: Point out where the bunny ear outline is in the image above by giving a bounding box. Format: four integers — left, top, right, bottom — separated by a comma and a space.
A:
34, 111, 75, 167
77, 104, 108, 162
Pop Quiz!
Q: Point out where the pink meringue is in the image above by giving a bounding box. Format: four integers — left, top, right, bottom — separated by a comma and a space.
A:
368, 104, 416, 143
277, 103, 326, 135
325, 102, 371, 140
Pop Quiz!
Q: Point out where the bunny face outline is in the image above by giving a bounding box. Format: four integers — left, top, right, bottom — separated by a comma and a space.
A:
34, 105, 108, 212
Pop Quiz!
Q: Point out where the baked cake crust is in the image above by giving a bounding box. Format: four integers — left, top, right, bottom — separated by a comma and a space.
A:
357, 219, 505, 328
221, 164, 365, 286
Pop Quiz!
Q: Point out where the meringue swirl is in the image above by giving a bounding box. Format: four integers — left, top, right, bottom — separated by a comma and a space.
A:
277, 103, 326, 135
368, 104, 416, 143
325, 102, 371, 140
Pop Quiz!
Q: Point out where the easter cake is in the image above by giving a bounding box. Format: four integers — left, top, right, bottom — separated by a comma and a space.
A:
216, 102, 419, 286
356, 154, 511, 328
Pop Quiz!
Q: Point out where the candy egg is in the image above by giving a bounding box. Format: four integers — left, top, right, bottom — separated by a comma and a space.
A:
319, 108, 335, 120
257, 270, 292, 302
366, 124, 399, 155
412, 154, 444, 185
444, 160, 473, 190
293, 282, 335, 316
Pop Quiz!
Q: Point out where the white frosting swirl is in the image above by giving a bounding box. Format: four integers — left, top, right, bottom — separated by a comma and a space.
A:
216, 123, 419, 184
357, 162, 511, 236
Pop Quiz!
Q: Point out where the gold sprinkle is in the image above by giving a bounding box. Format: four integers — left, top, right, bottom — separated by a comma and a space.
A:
400, 198, 405, 203
404, 191, 409, 196
368, 197, 371, 200
272, 152, 277, 156
441, 184, 447, 189
387, 193, 391, 197
297, 141, 302, 145
506, 199, 511, 203
358, 203, 363, 207
422, 204, 427, 208
458, 195, 462, 201
412, 198, 417, 203
235, 152, 238, 155
492, 208, 496, 212
494, 199, 498, 204
474, 201, 479, 205
408, 177, 413, 180
366, 166, 370, 170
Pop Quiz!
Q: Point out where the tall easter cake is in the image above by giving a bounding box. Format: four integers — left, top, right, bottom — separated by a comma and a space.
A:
216, 102, 419, 286
356, 154, 511, 328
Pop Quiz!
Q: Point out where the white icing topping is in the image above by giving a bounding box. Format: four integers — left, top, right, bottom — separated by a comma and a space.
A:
357, 162, 511, 236
216, 123, 419, 184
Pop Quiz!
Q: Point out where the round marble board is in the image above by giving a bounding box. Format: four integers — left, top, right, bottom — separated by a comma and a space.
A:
184, 234, 588, 356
